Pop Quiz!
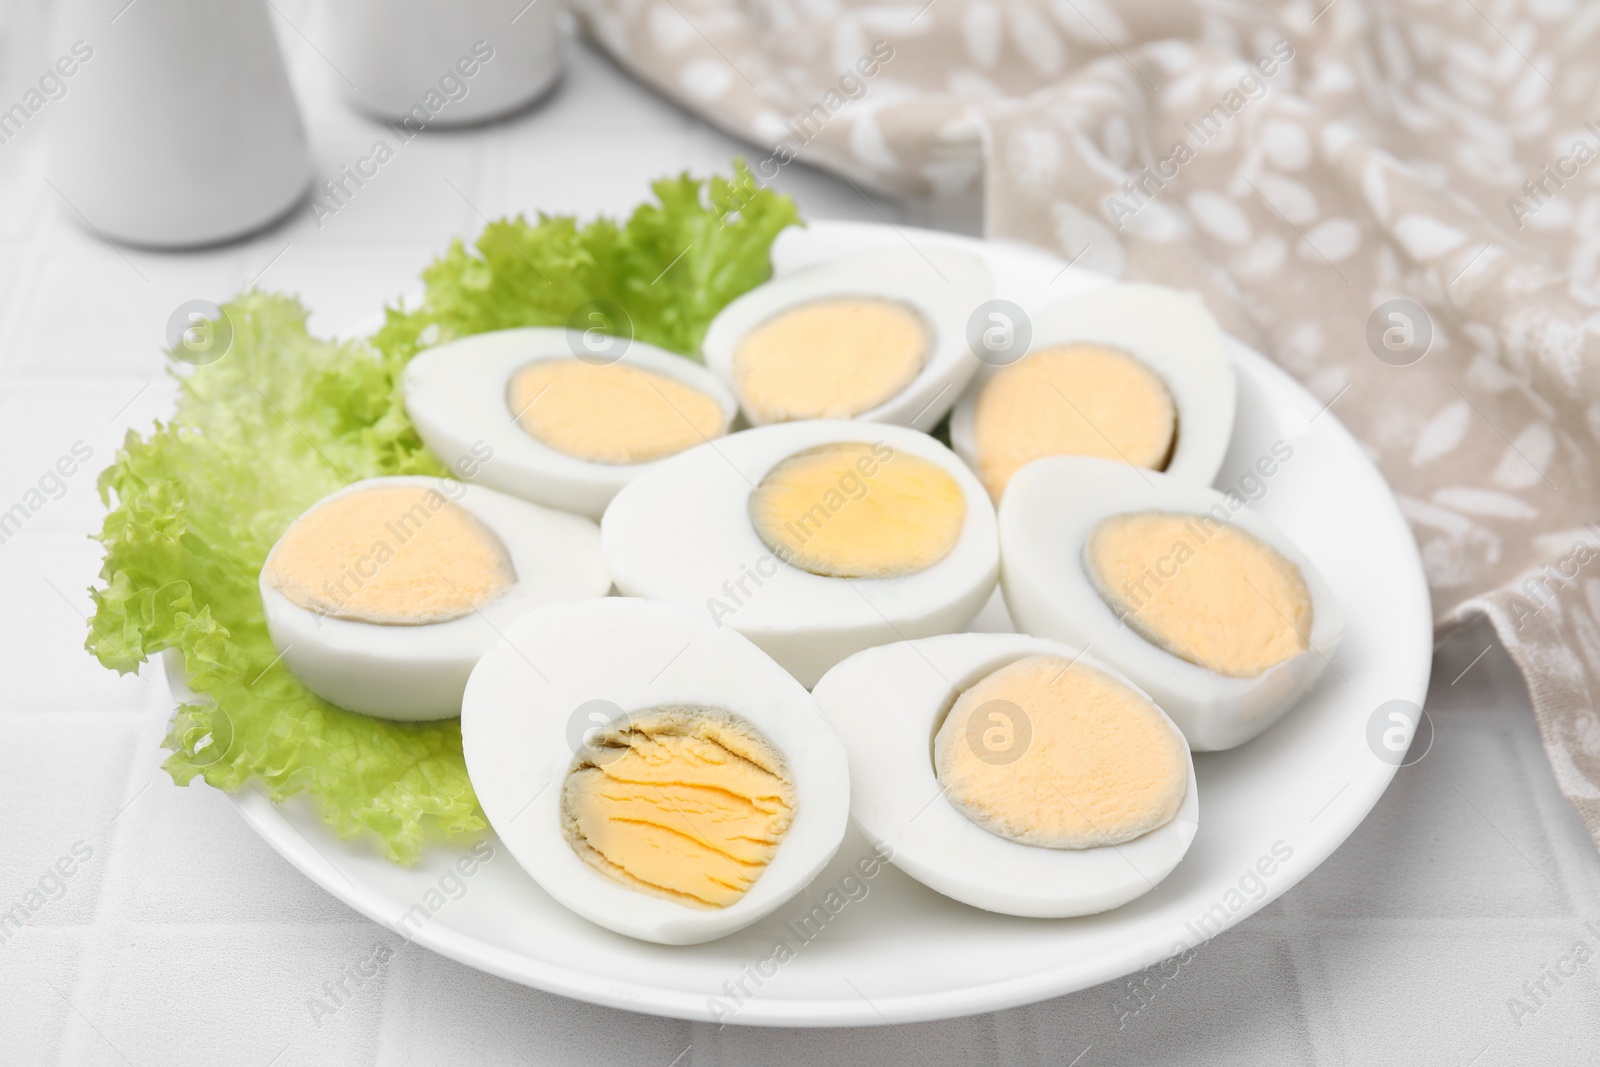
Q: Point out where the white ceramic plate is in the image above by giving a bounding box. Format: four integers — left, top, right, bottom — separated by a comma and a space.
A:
162, 221, 1432, 1026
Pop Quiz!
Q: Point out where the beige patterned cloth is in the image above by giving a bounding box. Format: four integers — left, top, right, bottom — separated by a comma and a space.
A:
573, 0, 1600, 847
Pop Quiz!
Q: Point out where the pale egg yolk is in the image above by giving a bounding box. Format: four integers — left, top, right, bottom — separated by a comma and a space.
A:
1085, 512, 1312, 678
733, 298, 928, 422
972, 344, 1176, 500
508, 360, 725, 464
747, 442, 966, 579
933, 654, 1188, 849
562, 707, 795, 909
264, 485, 515, 624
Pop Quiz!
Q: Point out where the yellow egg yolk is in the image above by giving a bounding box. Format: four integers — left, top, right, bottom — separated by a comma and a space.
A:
507, 360, 725, 464
972, 344, 1176, 500
933, 654, 1188, 849
732, 298, 929, 422
263, 485, 515, 624
747, 441, 966, 579
1085, 511, 1312, 678
562, 707, 795, 909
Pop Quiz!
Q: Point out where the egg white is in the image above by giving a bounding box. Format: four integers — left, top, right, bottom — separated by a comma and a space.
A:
600, 420, 999, 688
259, 475, 610, 721
404, 327, 739, 519
950, 282, 1236, 490
999, 456, 1344, 751
701, 247, 993, 431
811, 632, 1199, 918
460, 597, 851, 945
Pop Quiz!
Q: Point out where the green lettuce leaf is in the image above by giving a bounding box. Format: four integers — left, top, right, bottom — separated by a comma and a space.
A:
88, 166, 799, 862
373, 161, 801, 362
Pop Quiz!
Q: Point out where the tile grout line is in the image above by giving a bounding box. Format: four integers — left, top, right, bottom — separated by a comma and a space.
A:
54, 666, 184, 1063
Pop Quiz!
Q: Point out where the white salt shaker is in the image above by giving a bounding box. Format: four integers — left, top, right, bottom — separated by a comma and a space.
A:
46, 0, 310, 248
322, 0, 563, 127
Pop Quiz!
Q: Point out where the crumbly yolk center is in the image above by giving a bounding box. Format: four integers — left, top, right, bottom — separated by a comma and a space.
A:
508, 359, 724, 464
1085, 511, 1312, 678
933, 654, 1188, 849
972, 344, 1176, 500
562, 707, 795, 909
747, 442, 966, 579
733, 298, 928, 422
263, 485, 515, 625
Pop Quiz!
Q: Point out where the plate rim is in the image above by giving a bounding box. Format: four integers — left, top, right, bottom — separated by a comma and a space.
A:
168, 219, 1432, 1026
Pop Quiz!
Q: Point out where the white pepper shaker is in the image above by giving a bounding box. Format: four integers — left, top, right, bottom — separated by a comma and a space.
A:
321, 0, 563, 127
47, 0, 310, 247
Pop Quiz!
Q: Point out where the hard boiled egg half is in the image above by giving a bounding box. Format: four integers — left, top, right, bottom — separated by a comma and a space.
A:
258, 475, 609, 720
405, 328, 738, 519
812, 632, 1198, 917
1000, 457, 1343, 751
950, 283, 1236, 500
601, 420, 999, 687
461, 597, 850, 945
701, 247, 992, 431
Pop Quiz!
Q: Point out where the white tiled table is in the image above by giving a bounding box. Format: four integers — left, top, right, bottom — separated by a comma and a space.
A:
3, 9, 1598, 1066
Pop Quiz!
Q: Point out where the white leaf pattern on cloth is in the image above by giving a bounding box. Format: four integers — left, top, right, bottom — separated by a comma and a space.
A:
1410, 401, 1471, 467
1492, 421, 1556, 490
1187, 191, 1252, 245
1433, 487, 1539, 520
962, 3, 1002, 68
1395, 214, 1469, 258
569, 0, 1600, 851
